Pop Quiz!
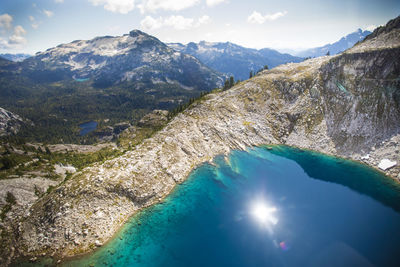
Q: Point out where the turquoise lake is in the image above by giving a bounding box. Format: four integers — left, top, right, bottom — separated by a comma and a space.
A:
65, 145, 400, 267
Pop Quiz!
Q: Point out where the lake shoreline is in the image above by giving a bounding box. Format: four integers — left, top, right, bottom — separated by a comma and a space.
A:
61, 145, 400, 266
25, 143, 399, 266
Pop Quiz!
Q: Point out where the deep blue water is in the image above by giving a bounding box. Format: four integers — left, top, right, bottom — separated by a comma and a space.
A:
65, 145, 400, 267
79, 121, 97, 136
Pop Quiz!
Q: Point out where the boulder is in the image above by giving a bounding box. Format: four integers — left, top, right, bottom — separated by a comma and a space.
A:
378, 159, 397, 170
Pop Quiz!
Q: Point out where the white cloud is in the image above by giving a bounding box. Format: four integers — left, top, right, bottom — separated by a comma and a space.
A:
28, 16, 39, 29
43, 10, 54, 17
247, 10, 287, 24
164, 15, 194, 30
8, 35, 27, 45
89, 0, 135, 14
140, 15, 209, 31
206, 0, 227, 7
264, 11, 287, 21
55, 0, 64, 3
139, 0, 199, 13
14, 25, 26, 36
247, 11, 264, 24
0, 25, 27, 50
140, 16, 163, 30
197, 15, 211, 26
0, 14, 13, 30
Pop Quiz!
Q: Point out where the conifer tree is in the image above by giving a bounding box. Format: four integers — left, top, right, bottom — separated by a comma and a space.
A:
229, 76, 234, 88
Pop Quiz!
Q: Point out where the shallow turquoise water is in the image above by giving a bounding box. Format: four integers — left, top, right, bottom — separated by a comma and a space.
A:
65, 145, 400, 267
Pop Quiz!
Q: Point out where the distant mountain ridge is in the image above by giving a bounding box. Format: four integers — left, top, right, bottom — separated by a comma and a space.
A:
168, 41, 303, 80
296, 29, 372, 57
0, 53, 31, 62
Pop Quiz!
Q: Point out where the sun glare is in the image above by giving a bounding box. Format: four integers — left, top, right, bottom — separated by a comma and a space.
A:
250, 201, 278, 225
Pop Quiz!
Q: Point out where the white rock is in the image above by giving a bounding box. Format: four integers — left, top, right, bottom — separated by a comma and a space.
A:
378, 159, 397, 170
361, 154, 370, 160
95, 240, 102, 247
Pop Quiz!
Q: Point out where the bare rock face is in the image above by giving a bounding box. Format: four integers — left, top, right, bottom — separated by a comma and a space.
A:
2, 16, 400, 266
137, 110, 169, 128
0, 107, 23, 136
319, 46, 400, 154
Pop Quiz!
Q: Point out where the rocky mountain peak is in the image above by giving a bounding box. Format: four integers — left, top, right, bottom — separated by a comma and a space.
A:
19, 30, 222, 89
347, 15, 400, 53
363, 15, 400, 42
129, 29, 147, 38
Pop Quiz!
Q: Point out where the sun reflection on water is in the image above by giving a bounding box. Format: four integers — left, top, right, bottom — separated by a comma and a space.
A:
250, 200, 278, 226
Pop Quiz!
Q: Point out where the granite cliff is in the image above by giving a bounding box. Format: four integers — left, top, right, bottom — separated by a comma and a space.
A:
1, 16, 399, 266
0, 107, 23, 136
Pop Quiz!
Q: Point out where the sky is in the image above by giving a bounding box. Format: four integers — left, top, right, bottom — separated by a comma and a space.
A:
0, 0, 399, 54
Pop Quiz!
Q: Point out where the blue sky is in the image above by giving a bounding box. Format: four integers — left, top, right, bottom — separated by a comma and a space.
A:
0, 0, 399, 54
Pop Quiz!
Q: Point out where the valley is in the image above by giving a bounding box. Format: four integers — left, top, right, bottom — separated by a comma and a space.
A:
0, 4, 399, 265
0, 15, 398, 266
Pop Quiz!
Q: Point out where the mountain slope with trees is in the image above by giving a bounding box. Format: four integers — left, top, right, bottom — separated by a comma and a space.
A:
0, 30, 223, 144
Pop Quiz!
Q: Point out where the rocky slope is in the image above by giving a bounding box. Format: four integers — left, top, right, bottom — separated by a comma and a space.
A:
0, 107, 23, 136
168, 41, 303, 80
1, 16, 400, 266
296, 28, 372, 57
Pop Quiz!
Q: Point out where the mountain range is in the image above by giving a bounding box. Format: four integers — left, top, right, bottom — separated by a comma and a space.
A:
295, 28, 372, 57
168, 41, 303, 80
23, 30, 223, 89
1, 15, 398, 265
0, 30, 223, 143
0, 53, 31, 62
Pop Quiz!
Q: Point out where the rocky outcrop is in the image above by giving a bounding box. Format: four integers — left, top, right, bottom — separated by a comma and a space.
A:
2, 17, 400, 266
137, 110, 169, 128
0, 108, 23, 136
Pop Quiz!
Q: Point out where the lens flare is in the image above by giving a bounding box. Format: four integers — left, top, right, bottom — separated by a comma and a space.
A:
279, 241, 290, 251
250, 201, 278, 225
